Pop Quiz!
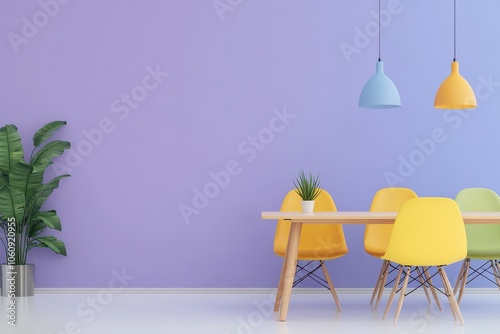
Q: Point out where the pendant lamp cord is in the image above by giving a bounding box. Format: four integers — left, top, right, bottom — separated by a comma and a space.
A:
453, 0, 456, 61
378, 0, 381, 61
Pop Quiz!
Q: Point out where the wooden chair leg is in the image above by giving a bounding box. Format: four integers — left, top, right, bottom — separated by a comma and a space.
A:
370, 260, 387, 306
394, 266, 411, 325
321, 261, 341, 312
454, 259, 467, 295
383, 265, 403, 320
457, 259, 470, 305
415, 267, 431, 304
423, 267, 442, 311
495, 260, 500, 290
490, 260, 500, 287
438, 268, 457, 321
375, 261, 391, 310
440, 267, 464, 325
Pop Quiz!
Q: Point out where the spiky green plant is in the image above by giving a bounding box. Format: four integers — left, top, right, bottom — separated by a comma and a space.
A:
293, 170, 322, 201
0, 121, 70, 265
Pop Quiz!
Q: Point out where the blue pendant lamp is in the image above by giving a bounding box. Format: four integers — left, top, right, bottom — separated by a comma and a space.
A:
359, 0, 401, 108
434, 0, 476, 109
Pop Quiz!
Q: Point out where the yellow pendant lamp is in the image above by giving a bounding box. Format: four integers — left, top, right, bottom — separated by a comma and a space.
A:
434, 0, 476, 109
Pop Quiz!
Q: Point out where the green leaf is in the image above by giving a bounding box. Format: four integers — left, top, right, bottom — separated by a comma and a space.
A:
30, 236, 67, 256
26, 174, 70, 215
293, 170, 322, 201
0, 185, 25, 225
0, 175, 7, 187
28, 221, 46, 238
0, 124, 24, 174
31, 210, 61, 231
33, 121, 67, 148
30, 140, 71, 170
9, 161, 44, 200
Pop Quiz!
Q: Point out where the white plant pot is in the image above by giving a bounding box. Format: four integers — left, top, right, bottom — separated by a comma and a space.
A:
301, 200, 315, 213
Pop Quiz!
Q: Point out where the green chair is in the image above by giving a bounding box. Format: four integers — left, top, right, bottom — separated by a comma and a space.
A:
454, 188, 500, 304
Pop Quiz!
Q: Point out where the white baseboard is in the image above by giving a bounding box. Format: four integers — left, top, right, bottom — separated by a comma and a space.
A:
26, 287, 500, 295
32, 288, 344, 295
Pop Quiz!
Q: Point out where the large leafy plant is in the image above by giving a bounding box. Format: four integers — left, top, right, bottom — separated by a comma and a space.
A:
0, 121, 70, 265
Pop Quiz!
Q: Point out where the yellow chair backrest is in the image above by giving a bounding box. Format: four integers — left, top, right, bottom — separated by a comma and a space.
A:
273, 189, 347, 260
364, 188, 418, 256
382, 197, 467, 266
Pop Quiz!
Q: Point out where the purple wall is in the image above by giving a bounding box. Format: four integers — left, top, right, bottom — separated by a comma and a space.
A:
1, 0, 500, 288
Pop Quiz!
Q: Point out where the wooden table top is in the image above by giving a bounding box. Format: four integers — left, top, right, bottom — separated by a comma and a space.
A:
261, 211, 500, 224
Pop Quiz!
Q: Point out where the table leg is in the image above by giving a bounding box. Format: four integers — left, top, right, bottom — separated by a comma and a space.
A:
274, 249, 288, 311
279, 221, 302, 322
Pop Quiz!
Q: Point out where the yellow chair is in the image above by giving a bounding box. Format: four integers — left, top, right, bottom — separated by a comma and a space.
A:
273, 189, 348, 311
364, 187, 418, 309
382, 198, 467, 325
454, 188, 500, 304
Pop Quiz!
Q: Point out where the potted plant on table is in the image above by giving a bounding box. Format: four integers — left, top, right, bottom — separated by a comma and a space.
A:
0, 121, 70, 297
293, 170, 322, 213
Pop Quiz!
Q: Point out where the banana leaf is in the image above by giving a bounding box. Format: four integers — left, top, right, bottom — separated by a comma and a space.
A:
0, 185, 25, 226
9, 161, 44, 200
26, 174, 70, 216
31, 210, 61, 231
29, 236, 67, 256
30, 140, 71, 170
0, 125, 24, 174
33, 121, 67, 148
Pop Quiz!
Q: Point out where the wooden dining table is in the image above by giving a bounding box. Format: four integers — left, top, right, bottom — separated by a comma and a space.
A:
261, 211, 500, 321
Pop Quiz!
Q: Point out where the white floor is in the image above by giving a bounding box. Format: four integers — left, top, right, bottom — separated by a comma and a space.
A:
1, 290, 499, 334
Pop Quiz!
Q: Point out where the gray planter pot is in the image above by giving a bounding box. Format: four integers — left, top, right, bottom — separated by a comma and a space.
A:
1, 264, 35, 297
